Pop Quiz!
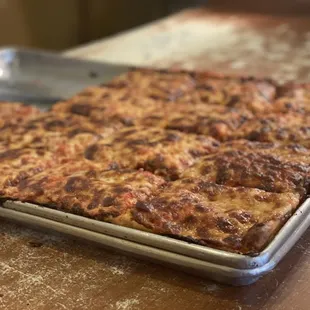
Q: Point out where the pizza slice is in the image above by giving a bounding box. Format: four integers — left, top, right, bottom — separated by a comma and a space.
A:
3, 161, 166, 228
52, 95, 162, 128
139, 103, 252, 141
232, 112, 310, 148
222, 140, 310, 165
130, 178, 300, 254
181, 74, 276, 113
0, 127, 101, 190
0, 147, 58, 189
182, 140, 310, 196
0, 112, 115, 148
83, 126, 219, 179
109, 68, 277, 113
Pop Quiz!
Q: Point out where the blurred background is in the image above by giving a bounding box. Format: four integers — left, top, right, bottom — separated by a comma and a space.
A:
1, 0, 310, 51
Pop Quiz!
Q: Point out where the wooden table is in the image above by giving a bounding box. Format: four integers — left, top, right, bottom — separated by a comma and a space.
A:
2, 8, 310, 310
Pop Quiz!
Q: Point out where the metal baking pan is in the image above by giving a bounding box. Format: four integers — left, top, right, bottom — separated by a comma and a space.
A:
1, 46, 310, 285
1, 198, 310, 285
0, 47, 129, 108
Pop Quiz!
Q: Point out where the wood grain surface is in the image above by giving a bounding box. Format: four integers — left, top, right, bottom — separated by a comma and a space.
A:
2, 8, 310, 310
67, 9, 310, 83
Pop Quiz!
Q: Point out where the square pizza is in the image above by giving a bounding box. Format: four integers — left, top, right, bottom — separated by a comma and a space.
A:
3, 161, 166, 228
108, 68, 277, 113
1, 68, 309, 256
82, 126, 219, 179
52, 68, 275, 130
182, 140, 310, 197
130, 178, 300, 254
0, 147, 57, 189
138, 103, 252, 141
232, 112, 310, 148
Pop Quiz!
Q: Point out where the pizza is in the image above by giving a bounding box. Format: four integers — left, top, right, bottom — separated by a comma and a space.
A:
130, 178, 300, 254
138, 103, 252, 141
0, 102, 41, 131
83, 126, 219, 179
1, 68, 309, 256
0, 147, 57, 190
3, 161, 166, 228
0, 111, 115, 146
222, 140, 310, 165
52, 80, 168, 127
0, 102, 41, 121
182, 140, 310, 197
107, 68, 277, 113
232, 113, 310, 147
273, 82, 310, 114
